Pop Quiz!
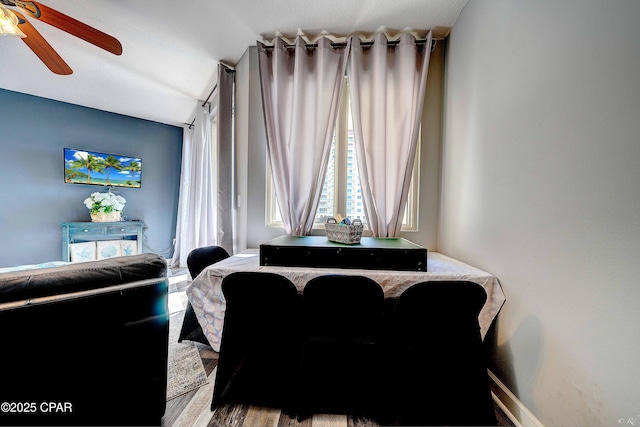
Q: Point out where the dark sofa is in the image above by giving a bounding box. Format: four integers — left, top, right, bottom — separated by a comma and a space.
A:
0, 253, 169, 426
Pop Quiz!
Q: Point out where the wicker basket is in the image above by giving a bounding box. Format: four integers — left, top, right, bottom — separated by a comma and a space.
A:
325, 218, 363, 244
90, 211, 121, 222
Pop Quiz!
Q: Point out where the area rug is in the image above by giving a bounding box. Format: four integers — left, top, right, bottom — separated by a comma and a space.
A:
166, 292, 210, 401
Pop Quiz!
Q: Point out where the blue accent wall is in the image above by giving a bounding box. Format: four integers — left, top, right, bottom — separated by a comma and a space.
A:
0, 88, 183, 267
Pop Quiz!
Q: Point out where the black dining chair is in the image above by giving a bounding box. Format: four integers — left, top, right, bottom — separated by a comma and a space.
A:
186, 245, 230, 280
391, 280, 497, 426
211, 271, 300, 413
297, 274, 385, 421
178, 245, 230, 346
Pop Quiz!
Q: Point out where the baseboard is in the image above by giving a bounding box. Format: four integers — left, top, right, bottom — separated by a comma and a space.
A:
488, 370, 545, 427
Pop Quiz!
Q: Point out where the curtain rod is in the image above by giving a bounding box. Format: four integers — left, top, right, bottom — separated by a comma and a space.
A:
185, 84, 217, 129
261, 39, 438, 55
202, 84, 217, 107
262, 38, 438, 50
185, 66, 237, 128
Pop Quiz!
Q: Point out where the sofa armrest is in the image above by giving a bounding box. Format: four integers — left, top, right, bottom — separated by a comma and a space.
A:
0, 253, 167, 305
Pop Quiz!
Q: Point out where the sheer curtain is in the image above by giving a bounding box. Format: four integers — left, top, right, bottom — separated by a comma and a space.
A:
348, 31, 432, 237
171, 102, 216, 268
172, 64, 235, 268
258, 36, 350, 235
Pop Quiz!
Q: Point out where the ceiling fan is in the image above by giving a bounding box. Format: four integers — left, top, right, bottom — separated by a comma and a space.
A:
0, 0, 122, 75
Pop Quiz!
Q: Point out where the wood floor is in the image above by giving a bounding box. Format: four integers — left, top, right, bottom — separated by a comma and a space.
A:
163, 276, 515, 427
161, 341, 383, 427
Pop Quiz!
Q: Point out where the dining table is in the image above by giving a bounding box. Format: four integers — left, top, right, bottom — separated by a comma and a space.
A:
186, 249, 506, 352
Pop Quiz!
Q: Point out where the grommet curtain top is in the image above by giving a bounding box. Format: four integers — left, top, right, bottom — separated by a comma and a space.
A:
258, 29, 434, 52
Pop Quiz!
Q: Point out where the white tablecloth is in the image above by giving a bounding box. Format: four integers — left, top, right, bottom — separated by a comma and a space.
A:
187, 249, 506, 352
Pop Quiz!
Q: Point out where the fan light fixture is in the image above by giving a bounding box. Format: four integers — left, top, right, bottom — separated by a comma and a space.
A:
0, 4, 25, 37
1, 0, 122, 74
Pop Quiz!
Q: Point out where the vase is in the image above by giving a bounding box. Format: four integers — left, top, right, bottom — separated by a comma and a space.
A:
90, 211, 121, 222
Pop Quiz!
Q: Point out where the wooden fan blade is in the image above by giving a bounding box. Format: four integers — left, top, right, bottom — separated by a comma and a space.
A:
14, 10, 73, 75
25, 1, 122, 55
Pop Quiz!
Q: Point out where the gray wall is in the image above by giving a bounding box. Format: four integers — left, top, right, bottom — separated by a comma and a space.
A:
234, 44, 444, 250
0, 89, 182, 267
441, 0, 640, 425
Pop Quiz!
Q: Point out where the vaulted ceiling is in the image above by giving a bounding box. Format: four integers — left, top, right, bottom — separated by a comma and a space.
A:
0, 0, 468, 127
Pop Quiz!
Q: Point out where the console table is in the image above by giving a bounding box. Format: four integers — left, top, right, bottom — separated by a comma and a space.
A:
260, 235, 428, 271
61, 221, 144, 262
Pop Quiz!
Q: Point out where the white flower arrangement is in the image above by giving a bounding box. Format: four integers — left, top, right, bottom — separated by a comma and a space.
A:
83, 191, 126, 215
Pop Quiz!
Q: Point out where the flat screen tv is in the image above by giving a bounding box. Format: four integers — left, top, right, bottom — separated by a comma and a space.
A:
64, 148, 142, 188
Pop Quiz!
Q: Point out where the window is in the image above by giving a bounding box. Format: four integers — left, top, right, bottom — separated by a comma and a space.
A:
266, 78, 420, 231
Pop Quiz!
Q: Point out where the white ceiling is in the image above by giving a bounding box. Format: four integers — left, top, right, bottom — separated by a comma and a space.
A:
0, 0, 468, 127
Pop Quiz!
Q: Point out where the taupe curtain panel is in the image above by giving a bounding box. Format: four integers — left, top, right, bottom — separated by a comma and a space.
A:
257, 36, 350, 236
349, 31, 432, 237
216, 63, 235, 255
258, 31, 431, 237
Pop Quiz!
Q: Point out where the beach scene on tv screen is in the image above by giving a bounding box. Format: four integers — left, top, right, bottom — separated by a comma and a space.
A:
64, 148, 142, 188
